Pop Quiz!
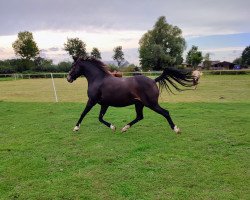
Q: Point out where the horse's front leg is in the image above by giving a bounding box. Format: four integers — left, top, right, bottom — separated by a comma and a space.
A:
73, 99, 96, 131
99, 105, 116, 131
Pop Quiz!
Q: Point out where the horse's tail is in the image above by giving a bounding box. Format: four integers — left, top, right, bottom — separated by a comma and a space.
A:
154, 67, 194, 93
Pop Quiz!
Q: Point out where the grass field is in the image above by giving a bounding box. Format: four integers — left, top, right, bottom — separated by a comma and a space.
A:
1, 75, 250, 102
0, 75, 250, 199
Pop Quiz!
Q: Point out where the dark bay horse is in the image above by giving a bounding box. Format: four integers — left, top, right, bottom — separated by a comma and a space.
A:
67, 57, 194, 134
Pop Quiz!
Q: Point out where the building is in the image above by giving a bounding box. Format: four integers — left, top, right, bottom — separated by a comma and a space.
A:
211, 61, 235, 70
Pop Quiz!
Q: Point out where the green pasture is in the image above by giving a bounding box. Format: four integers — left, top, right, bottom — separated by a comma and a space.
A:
0, 75, 250, 199
0, 75, 250, 102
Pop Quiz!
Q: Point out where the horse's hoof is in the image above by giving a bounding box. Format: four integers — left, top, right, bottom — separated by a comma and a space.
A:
73, 125, 80, 132
110, 124, 116, 131
121, 125, 130, 133
174, 126, 181, 134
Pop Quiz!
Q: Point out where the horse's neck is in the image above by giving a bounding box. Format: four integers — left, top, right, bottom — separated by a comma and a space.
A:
83, 66, 108, 84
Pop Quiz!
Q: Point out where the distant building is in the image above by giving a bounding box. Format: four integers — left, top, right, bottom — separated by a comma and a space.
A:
181, 62, 192, 68
182, 61, 220, 69
210, 61, 220, 66
183, 60, 248, 70
211, 61, 235, 70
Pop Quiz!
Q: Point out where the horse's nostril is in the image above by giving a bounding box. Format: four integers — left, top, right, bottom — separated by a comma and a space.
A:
67, 75, 73, 83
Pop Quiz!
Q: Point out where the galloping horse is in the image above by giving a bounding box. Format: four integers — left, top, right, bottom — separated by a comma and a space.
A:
67, 57, 194, 134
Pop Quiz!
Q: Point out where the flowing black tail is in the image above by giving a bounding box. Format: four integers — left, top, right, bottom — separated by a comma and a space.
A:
155, 67, 194, 93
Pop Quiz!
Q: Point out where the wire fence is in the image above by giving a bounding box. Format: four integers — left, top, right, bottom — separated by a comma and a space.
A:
0, 70, 249, 103
0, 69, 250, 79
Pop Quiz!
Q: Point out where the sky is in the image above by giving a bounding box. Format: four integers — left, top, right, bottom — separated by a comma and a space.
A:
0, 0, 249, 64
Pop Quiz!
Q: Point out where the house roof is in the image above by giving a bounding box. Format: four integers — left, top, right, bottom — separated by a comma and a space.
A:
212, 61, 234, 66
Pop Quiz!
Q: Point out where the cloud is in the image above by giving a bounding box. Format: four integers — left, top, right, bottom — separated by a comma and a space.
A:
0, 0, 249, 36
40, 49, 48, 53
119, 38, 135, 43
186, 33, 250, 49
200, 47, 245, 52
48, 47, 60, 51
1, 0, 249, 64
0, 48, 15, 60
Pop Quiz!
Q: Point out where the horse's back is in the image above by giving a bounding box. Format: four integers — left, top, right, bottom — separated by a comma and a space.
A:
99, 76, 138, 106
99, 75, 159, 107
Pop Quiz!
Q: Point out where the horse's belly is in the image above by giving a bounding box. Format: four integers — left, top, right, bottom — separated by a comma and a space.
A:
99, 92, 135, 107
99, 101, 133, 107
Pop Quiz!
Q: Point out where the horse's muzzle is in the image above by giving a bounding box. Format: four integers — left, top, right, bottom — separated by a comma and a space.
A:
67, 75, 74, 83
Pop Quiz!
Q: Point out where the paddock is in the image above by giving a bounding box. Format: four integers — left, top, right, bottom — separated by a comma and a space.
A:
1, 74, 250, 103
0, 74, 249, 199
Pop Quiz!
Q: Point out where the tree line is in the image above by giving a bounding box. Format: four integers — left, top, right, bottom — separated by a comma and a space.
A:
1, 16, 249, 74
0, 32, 126, 74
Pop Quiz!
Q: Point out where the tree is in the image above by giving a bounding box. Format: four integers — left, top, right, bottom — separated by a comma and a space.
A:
0, 58, 35, 72
233, 57, 242, 65
241, 45, 250, 65
186, 46, 203, 68
203, 53, 212, 69
64, 38, 87, 59
113, 46, 124, 67
139, 16, 186, 70
57, 61, 72, 72
91, 47, 101, 59
34, 57, 53, 71
12, 31, 39, 60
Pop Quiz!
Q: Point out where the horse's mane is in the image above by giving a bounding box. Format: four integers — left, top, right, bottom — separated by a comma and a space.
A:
80, 57, 110, 74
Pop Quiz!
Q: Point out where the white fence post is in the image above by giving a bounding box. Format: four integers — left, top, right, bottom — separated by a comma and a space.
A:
51, 73, 58, 102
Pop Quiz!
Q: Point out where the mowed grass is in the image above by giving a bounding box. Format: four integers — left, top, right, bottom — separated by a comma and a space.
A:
0, 75, 250, 102
0, 75, 250, 199
0, 102, 249, 199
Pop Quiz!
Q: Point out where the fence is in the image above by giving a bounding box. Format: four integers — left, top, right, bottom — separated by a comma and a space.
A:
0, 69, 250, 80
0, 70, 249, 103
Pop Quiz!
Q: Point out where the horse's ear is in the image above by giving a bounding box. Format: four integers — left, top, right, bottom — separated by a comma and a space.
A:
72, 56, 78, 62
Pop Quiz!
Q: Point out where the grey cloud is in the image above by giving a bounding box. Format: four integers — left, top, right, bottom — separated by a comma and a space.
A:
40, 49, 48, 53
119, 38, 134, 42
48, 47, 60, 51
208, 52, 215, 56
0, 0, 250, 36
40, 47, 63, 53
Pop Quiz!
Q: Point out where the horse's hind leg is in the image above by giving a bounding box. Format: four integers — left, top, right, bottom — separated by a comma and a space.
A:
149, 104, 180, 134
121, 102, 144, 132
99, 105, 116, 131
193, 78, 198, 89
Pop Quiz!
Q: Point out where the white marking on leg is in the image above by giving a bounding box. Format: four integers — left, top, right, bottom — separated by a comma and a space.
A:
121, 125, 130, 132
174, 125, 181, 134
110, 124, 116, 131
73, 125, 80, 132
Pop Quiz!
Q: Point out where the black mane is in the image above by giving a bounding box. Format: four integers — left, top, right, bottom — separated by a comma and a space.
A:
80, 57, 110, 74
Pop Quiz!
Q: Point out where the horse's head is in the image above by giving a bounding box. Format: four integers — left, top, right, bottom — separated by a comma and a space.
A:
67, 56, 83, 83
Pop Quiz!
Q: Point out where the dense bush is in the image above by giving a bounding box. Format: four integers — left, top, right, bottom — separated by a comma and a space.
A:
119, 64, 140, 72
57, 61, 71, 72
204, 70, 249, 75
0, 65, 16, 74
107, 64, 119, 72
0, 58, 72, 74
